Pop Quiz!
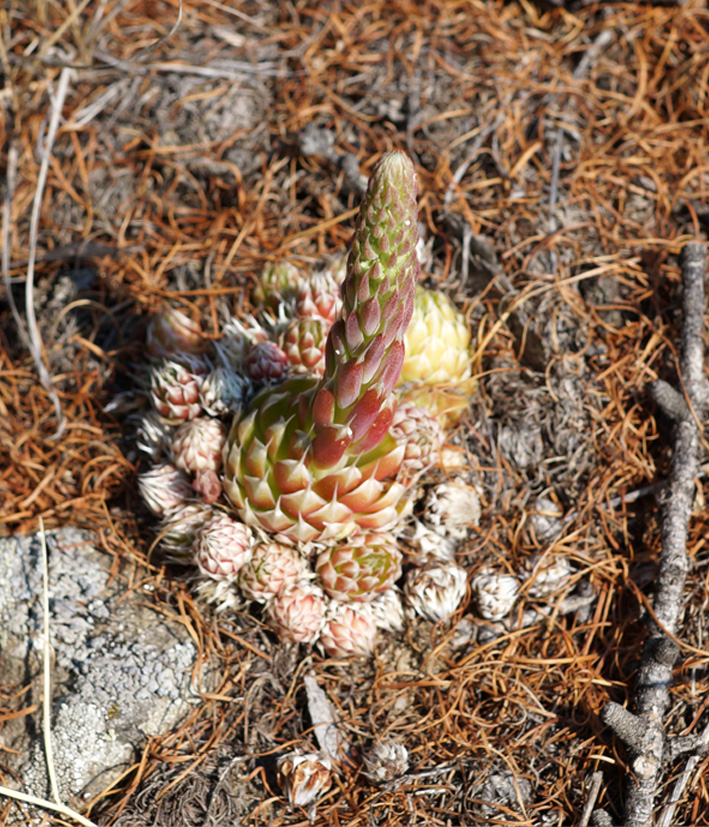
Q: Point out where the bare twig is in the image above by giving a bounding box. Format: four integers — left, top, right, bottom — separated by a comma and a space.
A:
598, 242, 708, 827
1, 140, 31, 348
579, 771, 604, 827
657, 720, 709, 827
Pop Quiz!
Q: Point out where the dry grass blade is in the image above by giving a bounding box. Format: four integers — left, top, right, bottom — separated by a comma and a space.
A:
39, 517, 60, 805
23, 65, 73, 441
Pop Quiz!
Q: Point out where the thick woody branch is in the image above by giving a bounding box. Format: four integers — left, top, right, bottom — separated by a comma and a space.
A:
597, 242, 708, 827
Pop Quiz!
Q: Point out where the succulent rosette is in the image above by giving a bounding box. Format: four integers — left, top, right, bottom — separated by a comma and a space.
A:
171, 417, 226, 475
192, 469, 223, 504
252, 261, 304, 309
239, 541, 309, 602
319, 601, 377, 658
266, 581, 327, 643
194, 513, 253, 580
369, 588, 405, 632
362, 740, 409, 784
136, 412, 174, 463
472, 568, 519, 621
200, 364, 250, 416
316, 532, 402, 602
223, 151, 420, 544
158, 502, 214, 559
146, 307, 207, 359
277, 750, 332, 808
294, 272, 342, 323
390, 401, 445, 484
404, 562, 468, 621
150, 357, 207, 423
138, 463, 194, 517
398, 285, 476, 425
282, 316, 329, 375
133, 150, 481, 658
245, 340, 289, 382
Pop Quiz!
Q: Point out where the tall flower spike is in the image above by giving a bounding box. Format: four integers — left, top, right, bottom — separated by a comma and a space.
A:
223, 151, 421, 544
311, 150, 420, 466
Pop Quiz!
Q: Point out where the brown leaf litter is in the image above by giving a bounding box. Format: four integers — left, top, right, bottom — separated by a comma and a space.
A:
1, 0, 709, 824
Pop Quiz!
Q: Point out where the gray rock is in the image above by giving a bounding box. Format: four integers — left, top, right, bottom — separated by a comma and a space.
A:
0, 527, 209, 803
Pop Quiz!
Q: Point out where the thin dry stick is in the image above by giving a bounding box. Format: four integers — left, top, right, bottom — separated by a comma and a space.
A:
597, 242, 708, 827
657, 720, 709, 827
25, 65, 73, 440
578, 771, 603, 827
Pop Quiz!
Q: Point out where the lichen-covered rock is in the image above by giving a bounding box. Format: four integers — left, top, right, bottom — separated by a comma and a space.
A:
0, 528, 212, 803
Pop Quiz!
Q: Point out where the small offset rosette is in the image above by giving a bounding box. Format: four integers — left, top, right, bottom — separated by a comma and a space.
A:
277, 750, 333, 810
266, 581, 327, 644
238, 542, 309, 602
471, 568, 519, 621
318, 602, 377, 658
404, 562, 468, 621
194, 513, 254, 581
315, 532, 402, 602
361, 740, 409, 785
138, 463, 194, 517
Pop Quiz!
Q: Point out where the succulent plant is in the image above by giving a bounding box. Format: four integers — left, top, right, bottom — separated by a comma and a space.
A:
282, 316, 329, 375
398, 285, 476, 425
157, 502, 215, 558
361, 740, 409, 784
150, 357, 207, 423
316, 532, 402, 602
422, 478, 481, 541
245, 340, 289, 382
369, 588, 405, 632
319, 602, 377, 657
523, 554, 573, 599
390, 401, 445, 484
294, 271, 342, 323
277, 750, 333, 809
471, 568, 519, 621
194, 514, 253, 580
200, 365, 250, 416
171, 417, 226, 475
215, 316, 267, 368
403, 519, 456, 564
239, 541, 308, 602
138, 463, 194, 516
252, 261, 304, 309
266, 581, 327, 643
136, 411, 173, 463
404, 562, 468, 621
146, 307, 206, 359
134, 150, 481, 656
223, 150, 420, 544
192, 468, 223, 504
